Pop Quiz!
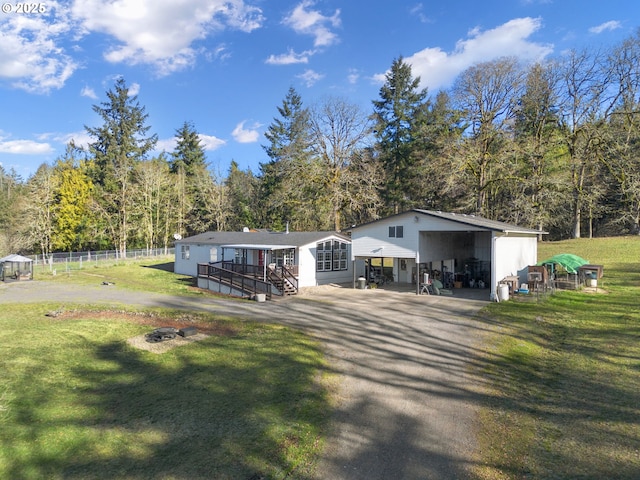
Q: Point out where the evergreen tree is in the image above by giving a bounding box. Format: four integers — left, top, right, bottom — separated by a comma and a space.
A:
170, 121, 207, 176
410, 90, 466, 211
52, 144, 95, 252
85, 78, 157, 255
260, 87, 314, 230
170, 121, 208, 236
225, 161, 258, 231
372, 57, 429, 214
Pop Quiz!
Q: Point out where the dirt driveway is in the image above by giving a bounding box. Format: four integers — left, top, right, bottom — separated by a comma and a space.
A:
1, 281, 490, 479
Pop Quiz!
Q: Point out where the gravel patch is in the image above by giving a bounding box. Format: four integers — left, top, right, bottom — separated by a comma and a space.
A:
126, 332, 211, 354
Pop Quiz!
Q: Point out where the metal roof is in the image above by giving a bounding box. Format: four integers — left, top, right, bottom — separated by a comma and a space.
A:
0, 254, 33, 263
350, 209, 546, 235
414, 210, 546, 234
178, 230, 351, 248
221, 243, 297, 250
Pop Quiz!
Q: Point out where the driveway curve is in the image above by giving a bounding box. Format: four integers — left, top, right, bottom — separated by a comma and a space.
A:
1, 281, 489, 479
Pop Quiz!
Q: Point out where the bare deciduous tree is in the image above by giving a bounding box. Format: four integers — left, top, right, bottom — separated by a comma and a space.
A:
453, 57, 524, 217
309, 96, 374, 231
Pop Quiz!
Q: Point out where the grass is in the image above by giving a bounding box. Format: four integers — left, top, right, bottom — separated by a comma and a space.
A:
33, 257, 203, 297
0, 290, 333, 478
473, 237, 640, 479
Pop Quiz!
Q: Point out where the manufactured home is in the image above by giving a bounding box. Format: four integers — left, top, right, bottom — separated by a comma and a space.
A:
175, 230, 352, 299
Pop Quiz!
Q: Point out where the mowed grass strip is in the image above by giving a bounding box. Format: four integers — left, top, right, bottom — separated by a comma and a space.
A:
474, 237, 640, 479
0, 305, 331, 479
33, 257, 203, 297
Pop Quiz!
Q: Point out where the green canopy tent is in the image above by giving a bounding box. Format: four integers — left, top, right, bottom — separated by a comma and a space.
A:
538, 253, 589, 274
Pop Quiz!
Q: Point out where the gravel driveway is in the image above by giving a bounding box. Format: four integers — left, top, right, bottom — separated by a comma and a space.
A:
1, 280, 489, 479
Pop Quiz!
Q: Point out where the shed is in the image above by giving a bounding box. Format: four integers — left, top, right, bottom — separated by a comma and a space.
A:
0, 254, 33, 282
349, 209, 546, 300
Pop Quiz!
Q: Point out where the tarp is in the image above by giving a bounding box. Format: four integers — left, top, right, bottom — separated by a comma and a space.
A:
538, 253, 589, 274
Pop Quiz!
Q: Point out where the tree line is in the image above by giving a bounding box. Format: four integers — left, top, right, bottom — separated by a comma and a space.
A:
2, 30, 640, 257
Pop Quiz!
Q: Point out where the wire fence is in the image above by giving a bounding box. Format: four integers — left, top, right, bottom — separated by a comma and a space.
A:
30, 248, 175, 274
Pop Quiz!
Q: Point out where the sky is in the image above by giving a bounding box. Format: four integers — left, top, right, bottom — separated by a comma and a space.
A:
1, 0, 638, 180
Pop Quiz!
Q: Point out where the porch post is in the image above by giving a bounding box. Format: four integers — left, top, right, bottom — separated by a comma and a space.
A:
352, 259, 356, 288
415, 251, 420, 295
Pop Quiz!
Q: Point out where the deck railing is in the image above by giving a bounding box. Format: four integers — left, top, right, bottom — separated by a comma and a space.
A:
198, 262, 272, 299
197, 262, 299, 298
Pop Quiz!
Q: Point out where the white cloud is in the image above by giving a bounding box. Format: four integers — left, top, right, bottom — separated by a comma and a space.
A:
0, 4, 78, 93
297, 69, 324, 87
589, 21, 622, 34
378, 17, 553, 92
156, 133, 226, 153
154, 138, 176, 153
232, 121, 260, 143
209, 43, 231, 62
72, 0, 264, 75
283, 0, 341, 47
347, 69, 360, 84
198, 133, 226, 150
409, 4, 431, 24
81, 85, 98, 99
54, 131, 94, 150
128, 82, 141, 96
0, 137, 54, 155
265, 48, 313, 65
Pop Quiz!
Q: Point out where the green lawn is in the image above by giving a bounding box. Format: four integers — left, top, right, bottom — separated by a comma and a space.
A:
34, 257, 203, 297
0, 303, 332, 478
474, 237, 640, 479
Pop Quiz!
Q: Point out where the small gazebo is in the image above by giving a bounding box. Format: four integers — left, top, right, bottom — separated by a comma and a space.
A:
0, 254, 33, 282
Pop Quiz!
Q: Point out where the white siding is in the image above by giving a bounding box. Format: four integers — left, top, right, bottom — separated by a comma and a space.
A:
351, 212, 420, 259
297, 243, 317, 287
492, 234, 537, 297
299, 239, 353, 287
174, 243, 218, 276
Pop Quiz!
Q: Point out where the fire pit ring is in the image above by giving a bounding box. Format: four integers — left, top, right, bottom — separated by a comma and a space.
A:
145, 327, 178, 343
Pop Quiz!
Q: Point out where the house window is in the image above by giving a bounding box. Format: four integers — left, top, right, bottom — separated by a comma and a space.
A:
181, 245, 190, 260
317, 240, 348, 272
234, 249, 246, 264
389, 226, 404, 238
272, 249, 295, 267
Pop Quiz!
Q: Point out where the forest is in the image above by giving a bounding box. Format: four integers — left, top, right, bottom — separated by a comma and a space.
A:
2, 29, 640, 257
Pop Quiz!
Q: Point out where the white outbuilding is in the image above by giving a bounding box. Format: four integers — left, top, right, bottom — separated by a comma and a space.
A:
349, 209, 545, 300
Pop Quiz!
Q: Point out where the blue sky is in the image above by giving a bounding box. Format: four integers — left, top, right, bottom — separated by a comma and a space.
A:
1, 0, 638, 180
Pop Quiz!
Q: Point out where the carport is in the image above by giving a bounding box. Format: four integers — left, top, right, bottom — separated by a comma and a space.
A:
349, 209, 545, 300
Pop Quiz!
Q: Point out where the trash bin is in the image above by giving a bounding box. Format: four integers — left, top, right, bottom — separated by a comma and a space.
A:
357, 277, 367, 289
498, 283, 509, 301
